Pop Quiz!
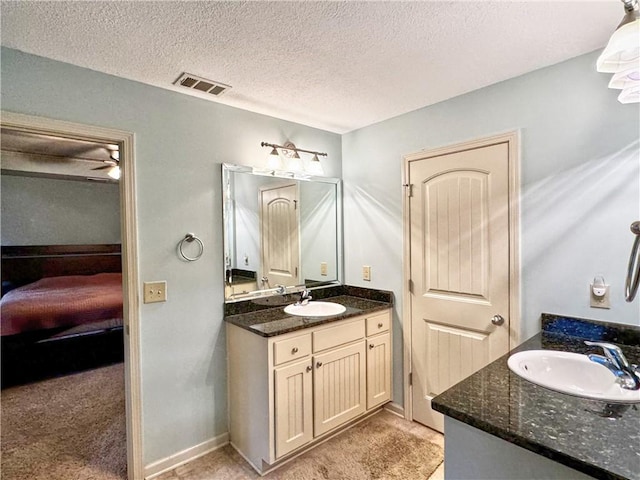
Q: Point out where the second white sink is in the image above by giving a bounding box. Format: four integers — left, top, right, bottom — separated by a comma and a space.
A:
508, 350, 640, 403
284, 301, 346, 317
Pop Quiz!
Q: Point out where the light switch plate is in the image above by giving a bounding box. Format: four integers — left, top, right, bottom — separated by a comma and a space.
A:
320, 262, 328, 276
363, 265, 371, 281
144, 281, 167, 303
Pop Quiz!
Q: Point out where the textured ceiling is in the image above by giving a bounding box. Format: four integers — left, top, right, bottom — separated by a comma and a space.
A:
0, 1, 623, 133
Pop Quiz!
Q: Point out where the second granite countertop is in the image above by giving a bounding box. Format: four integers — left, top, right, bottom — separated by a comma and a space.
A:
432, 314, 640, 480
225, 294, 392, 337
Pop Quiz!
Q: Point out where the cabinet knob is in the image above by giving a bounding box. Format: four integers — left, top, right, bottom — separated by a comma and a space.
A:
291, 347, 299, 354
369, 344, 375, 349
316, 361, 323, 368
378, 322, 383, 328
306, 365, 313, 373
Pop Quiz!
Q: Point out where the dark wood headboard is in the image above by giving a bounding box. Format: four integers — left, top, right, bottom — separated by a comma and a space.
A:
1, 244, 122, 289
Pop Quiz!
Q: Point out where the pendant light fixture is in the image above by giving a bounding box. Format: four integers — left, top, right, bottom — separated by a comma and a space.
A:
260, 141, 327, 176
597, 0, 639, 103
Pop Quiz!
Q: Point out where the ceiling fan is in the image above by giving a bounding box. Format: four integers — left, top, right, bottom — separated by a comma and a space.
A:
91, 149, 120, 179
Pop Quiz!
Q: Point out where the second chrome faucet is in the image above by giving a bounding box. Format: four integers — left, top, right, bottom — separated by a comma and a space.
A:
585, 341, 640, 390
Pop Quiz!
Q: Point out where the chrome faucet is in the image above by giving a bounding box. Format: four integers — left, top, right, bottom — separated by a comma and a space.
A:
585, 341, 640, 390
275, 284, 286, 295
295, 289, 312, 306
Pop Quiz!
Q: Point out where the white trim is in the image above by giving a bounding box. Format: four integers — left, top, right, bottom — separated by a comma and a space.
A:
383, 402, 405, 418
144, 433, 230, 479
402, 130, 522, 423
0, 111, 144, 480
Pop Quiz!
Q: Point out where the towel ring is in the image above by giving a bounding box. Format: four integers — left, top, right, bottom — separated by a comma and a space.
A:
178, 233, 204, 262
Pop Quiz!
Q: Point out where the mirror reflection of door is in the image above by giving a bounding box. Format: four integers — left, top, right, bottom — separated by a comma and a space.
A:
260, 183, 300, 288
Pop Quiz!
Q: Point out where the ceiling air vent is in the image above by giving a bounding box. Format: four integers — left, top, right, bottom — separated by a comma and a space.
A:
173, 72, 231, 97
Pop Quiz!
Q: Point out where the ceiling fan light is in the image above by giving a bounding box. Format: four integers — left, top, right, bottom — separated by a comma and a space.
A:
107, 165, 121, 180
597, 18, 640, 73
618, 82, 640, 103
608, 67, 640, 89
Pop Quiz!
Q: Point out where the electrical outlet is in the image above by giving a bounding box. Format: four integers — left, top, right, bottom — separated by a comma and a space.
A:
320, 262, 328, 276
363, 265, 371, 282
144, 281, 167, 304
590, 284, 610, 309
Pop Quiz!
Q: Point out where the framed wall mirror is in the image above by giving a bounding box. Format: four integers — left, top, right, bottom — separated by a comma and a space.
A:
222, 164, 342, 302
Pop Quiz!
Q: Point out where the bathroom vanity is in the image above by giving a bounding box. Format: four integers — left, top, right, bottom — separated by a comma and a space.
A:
432, 314, 640, 480
225, 286, 393, 474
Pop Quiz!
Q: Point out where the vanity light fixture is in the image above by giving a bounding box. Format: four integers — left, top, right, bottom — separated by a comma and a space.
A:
261, 141, 327, 176
597, 0, 640, 103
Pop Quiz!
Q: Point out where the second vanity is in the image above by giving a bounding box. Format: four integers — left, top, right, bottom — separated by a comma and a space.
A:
225, 286, 393, 474
432, 314, 640, 480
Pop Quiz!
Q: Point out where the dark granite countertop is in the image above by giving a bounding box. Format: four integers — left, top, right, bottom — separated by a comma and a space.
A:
224, 286, 393, 337
432, 314, 640, 480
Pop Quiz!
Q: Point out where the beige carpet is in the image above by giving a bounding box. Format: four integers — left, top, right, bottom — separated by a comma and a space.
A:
159, 410, 444, 480
1, 363, 126, 480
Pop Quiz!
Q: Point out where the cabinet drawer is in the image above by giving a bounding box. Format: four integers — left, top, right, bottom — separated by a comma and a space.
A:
274, 334, 312, 366
313, 320, 365, 352
366, 311, 390, 336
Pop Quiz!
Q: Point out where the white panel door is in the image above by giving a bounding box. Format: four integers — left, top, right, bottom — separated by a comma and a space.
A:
409, 142, 511, 432
274, 358, 313, 458
260, 183, 300, 287
313, 341, 366, 436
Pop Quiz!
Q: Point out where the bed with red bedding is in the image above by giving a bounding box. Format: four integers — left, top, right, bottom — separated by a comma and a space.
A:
1, 273, 123, 337
1, 245, 124, 387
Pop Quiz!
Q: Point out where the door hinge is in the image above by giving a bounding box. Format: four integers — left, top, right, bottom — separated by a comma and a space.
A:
403, 183, 413, 197
409, 372, 413, 386
125, 324, 130, 336
408, 278, 414, 293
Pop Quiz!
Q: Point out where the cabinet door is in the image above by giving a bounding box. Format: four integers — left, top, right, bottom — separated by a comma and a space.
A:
366, 332, 391, 409
274, 359, 313, 458
314, 341, 366, 436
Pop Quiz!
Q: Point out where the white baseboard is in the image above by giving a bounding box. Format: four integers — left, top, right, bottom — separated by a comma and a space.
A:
144, 432, 229, 479
384, 402, 406, 418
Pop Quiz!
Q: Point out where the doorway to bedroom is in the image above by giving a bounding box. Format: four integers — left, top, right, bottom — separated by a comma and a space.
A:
0, 114, 142, 480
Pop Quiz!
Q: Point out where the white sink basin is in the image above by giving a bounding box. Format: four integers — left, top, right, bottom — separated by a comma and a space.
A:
284, 301, 346, 317
508, 350, 640, 403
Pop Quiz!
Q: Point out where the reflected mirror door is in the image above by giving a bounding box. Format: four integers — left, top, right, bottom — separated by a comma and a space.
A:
260, 183, 300, 288
222, 164, 342, 301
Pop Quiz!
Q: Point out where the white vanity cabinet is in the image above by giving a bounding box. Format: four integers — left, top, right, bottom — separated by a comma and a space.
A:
227, 308, 392, 474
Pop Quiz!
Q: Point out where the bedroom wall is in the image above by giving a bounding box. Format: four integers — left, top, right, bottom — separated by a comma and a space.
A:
0, 47, 342, 466
342, 50, 640, 406
1, 175, 121, 245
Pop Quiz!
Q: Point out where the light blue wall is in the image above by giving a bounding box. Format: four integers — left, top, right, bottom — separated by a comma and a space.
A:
1, 175, 121, 245
342, 50, 640, 406
0, 47, 342, 465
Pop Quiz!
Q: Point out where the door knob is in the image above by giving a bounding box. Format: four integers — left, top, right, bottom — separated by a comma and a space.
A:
491, 314, 505, 326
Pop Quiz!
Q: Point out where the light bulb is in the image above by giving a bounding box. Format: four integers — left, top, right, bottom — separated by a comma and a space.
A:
307, 154, 324, 175
108, 165, 121, 180
266, 147, 282, 170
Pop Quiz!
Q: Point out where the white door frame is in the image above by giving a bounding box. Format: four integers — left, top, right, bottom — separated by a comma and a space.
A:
402, 131, 521, 420
1, 111, 144, 479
